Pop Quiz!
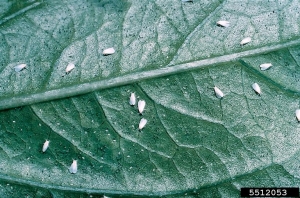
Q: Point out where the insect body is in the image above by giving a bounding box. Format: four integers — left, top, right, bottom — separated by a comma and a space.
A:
240, 37, 251, 45
42, 140, 50, 152
214, 86, 224, 98
103, 48, 115, 55
217, 21, 230, 27
14, 64, 26, 72
66, 63, 75, 73
296, 109, 300, 121
252, 83, 261, 94
129, 93, 136, 106
138, 100, 146, 114
260, 63, 272, 71
139, 118, 147, 130
69, 160, 78, 174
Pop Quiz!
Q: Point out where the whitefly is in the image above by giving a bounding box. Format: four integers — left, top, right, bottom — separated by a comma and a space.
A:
65, 63, 75, 73
42, 140, 50, 153
260, 63, 272, 71
240, 37, 251, 45
138, 100, 146, 114
14, 63, 27, 72
296, 109, 300, 121
69, 160, 78, 174
129, 93, 136, 106
103, 47, 115, 55
139, 118, 147, 130
252, 83, 261, 95
217, 20, 230, 27
214, 86, 224, 98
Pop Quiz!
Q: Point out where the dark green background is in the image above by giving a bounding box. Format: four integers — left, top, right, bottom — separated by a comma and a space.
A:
0, 0, 299, 197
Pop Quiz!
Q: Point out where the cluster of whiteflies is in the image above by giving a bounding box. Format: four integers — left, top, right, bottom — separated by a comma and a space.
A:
129, 93, 147, 130
41, 140, 77, 174
39, 92, 146, 175
214, 19, 268, 99
212, 20, 269, 96
13, 17, 300, 178
214, 82, 261, 99
14, 47, 115, 75
36, 48, 116, 174
212, 20, 299, 122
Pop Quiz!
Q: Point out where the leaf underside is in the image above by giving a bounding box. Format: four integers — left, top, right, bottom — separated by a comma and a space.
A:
0, 0, 299, 197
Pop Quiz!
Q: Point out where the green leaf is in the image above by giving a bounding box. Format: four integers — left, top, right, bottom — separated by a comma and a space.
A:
0, 0, 300, 197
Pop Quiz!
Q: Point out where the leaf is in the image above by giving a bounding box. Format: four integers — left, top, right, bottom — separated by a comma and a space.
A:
0, 0, 300, 197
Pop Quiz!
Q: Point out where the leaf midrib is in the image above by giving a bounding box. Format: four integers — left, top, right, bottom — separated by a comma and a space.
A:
1, 38, 300, 110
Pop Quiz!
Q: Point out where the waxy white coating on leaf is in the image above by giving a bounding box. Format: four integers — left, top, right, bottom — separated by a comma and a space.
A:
69, 160, 77, 174
14, 64, 26, 72
252, 83, 261, 94
260, 63, 272, 71
139, 118, 147, 130
240, 37, 251, 45
103, 47, 115, 55
66, 63, 75, 73
42, 140, 50, 152
129, 93, 136, 106
296, 109, 300, 121
138, 100, 146, 114
217, 21, 230, 27
214, 86, 224, 98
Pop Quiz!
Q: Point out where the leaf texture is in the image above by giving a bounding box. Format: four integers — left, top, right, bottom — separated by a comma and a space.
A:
0, 0, 300, 197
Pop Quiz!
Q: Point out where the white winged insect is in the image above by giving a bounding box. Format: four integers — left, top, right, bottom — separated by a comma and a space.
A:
139, 118, 147, 130
260, 63, 272, 71
252, 83, 261, 95
181, 0, 193, 2
138, 100, 146, 114
214, 86, 224, 98
69, 160, 77, 174
65, 63, 75, 74
14, 63, 26, 72
103, 47, 115, 55
296, 109, 300, 122
217, 21, 230, 27
42, 140, 50, 153
240, 37, 251, 45
129, 93, 136, 106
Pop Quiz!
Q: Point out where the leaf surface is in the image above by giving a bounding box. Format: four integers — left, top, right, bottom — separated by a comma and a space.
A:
0, 0, 300, 197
